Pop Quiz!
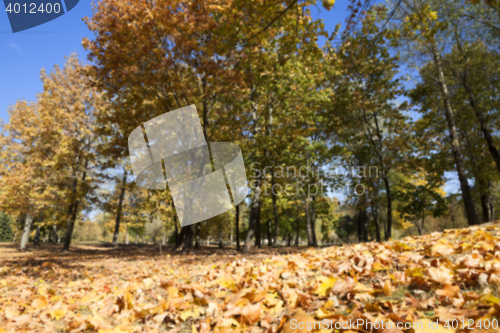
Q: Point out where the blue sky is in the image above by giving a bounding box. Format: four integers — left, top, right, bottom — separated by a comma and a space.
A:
0, 1, 351, 123
0, 0, 94, 122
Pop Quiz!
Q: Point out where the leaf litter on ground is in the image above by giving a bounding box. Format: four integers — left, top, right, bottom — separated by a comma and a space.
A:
1, 223, 500, 332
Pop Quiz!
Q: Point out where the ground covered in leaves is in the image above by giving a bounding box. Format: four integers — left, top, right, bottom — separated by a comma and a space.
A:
1, 224, 500, 333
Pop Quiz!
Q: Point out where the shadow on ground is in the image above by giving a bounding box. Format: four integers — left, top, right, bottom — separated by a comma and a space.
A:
0, 241, 327, 264
0, 242, 332, 283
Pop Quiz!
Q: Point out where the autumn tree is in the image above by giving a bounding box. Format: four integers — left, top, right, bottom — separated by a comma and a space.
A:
383, 0, 480, 226
238, 7, 330, 251
84, 0, 335, 251
0, 55, 105, 251
0, 100, 52, 250
395, 172, 447, 235
410, 42, 500, 223
84, 0, 249, 250
325, 9, 411, 240
41, 57, 105, 252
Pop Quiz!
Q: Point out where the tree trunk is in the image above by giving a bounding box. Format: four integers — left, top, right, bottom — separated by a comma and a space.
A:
431, 42, 479, 226
63, 199, 80, 252
181, 225, 194, 251
418, 210, 426, 235
358, 209, 367, 243
177, 227, 186, 249
195, 223, 201, 249
450, 213, 456, 229
455, 55, 500, 175
363, 210, 368, 242
271, 172, 279, 246
63, 164, 88, 252
113, 171, 128, 245
198, 84, 210, 251
287, 233, 291, 246
363, 209, 368, 241
379, 175, 392, 240
235, 204, 240, 251
371, 200, 381, 242
51, 225, 57, 244
20, 214, 33, 251
480, 194, 493, 223
254, 206, 262, 248
33, 225, 41, 246
272, 191, 279, 247
416, 219, 423, 236
490, 200, 495, 222
230, 223, 233, 245
173, 200, 182, 249
364, 109, 393, 240
218, 230, 223, 248
294, 218, 299, 246
173, 222, 178, 246
305, 199, 314, 246
244, 176, 262, 252
63, 205, 74, 250
311, 196, 318, 246
266, 219, 272, 246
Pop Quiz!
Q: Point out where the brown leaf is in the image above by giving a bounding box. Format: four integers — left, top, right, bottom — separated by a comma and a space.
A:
279, 309, 317, 333
428, 266, 453, 285
435, 284, 459, 298
240, 303, 261, 325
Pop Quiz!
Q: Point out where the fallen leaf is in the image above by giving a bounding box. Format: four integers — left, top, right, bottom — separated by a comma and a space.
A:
428, 266, 453, 285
